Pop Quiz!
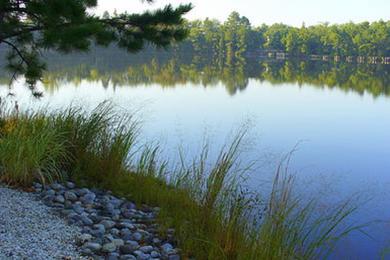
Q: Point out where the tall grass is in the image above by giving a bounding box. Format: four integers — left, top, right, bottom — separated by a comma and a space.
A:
0, 102, 359, 259
0, 111, 67, 186
50, 102, 138, 186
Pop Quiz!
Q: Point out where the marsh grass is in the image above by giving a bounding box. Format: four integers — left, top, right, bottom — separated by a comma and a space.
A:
0, 110, 68, 186
0, 102, 360, 259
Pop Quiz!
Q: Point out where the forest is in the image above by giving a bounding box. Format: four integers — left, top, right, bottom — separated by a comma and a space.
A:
170, 12, 390, 64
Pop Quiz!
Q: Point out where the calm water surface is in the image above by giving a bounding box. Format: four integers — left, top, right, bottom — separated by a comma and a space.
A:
1, 56, 390, 259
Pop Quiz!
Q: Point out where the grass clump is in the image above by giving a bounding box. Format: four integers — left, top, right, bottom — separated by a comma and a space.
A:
0, 111, 67, 186
0, 102, 359, 259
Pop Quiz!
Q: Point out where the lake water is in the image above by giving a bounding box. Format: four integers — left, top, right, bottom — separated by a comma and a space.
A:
1, 54, 390, 259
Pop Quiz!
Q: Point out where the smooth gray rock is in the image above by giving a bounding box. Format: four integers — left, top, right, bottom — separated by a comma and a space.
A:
139, 245, 154, 254
81, 215, 93, 226
76, 188, 90, 196
151, 251, 160, 258
168, 255, 180, 260
65, 181, 76, 189
64, 191, 78, 201
102, 242, 117, 253
161, 243, 174, 254
108, 252, 120, 260
101, 219, 116, 229
85, 242, 102, 252
119, 241, 139, 254
51, 183, 64, 191
81, 193, 96, 204
133, 250, 150, 260
77, 233, 93, 245
120, 255, 137, 260
72, 203, 84, 214
132, 232, 142, 241
54, 195, 65, 204
110, 227, 121, 237
112, 238, 125, 247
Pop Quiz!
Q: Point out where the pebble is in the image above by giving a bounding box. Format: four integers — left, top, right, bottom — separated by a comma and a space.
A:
65, 191, 78, 201
102, 242, 117, 253
139, 245, 154, 253
85, 242, 102, 252
28, 182, 182, 259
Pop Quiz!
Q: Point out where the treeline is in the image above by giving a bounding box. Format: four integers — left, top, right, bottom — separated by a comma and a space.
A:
1, 11, 390, 65
173, 12, 390, 64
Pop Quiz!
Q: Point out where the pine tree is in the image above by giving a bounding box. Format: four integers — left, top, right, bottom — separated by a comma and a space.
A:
0, 0, 192, 89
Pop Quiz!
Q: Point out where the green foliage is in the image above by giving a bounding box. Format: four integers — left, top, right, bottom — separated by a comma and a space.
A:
0, 111, 67, 186
49, 103, 138, 186
174, 13, 390, 63
0, 0, 192, 88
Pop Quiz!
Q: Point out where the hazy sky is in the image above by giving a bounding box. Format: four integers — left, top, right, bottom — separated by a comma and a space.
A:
94, 0, 390, 26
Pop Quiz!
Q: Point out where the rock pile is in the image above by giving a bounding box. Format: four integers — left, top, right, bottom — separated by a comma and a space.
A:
34, 182, 180, 260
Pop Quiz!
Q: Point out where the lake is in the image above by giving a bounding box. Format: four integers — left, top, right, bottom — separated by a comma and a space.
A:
1, 53, 390, 259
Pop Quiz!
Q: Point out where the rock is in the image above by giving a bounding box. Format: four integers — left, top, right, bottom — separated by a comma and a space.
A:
76, 188, 90, 196
121, 202, 136, 210
108, 252, 120, 260
85, 242, 102, 252
90, 228, 105, 238
93, 224, 106, 232
64, 191, 78, 201
81, 226, 92, 234
112, 238, 125, 247
119, 255, 137, 260
54, 195, 65, 204
44, 189, 56, 197
80, 247, 93, 256
72, 203, 84, 214
81, 193, 96, 204
65, 181, 76, 189
80, 215, 93, 226
76, 233, 93, 245
132, 232, 142, 241
119, 241, 139, 254
168, 255, 180, 260
64, 200, 73, 209
61, 209, 74, 216
152, 238, 161, 245
139, 245, 154, 254
120, 228, 132, 240
121, 210, 132, 219
104, 234, 115, 243
133, 250, 150, 260
110, 228, 120, 237
118, 222, 135, 230
51, 183, 64, 191
161, 243, 174, 254
100, 219, 116, 229
151, 251, 160, 258
102, 242, 117, 253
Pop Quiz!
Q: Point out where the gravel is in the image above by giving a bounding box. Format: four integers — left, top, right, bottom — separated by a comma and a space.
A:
0, 186, 84, 260
0, 181, 181, 260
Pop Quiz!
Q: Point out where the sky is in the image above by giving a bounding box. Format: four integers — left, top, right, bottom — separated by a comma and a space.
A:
94, 0, 390, 27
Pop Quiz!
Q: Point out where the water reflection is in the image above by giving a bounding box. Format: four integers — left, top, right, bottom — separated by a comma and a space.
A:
1, 51, 390, 97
